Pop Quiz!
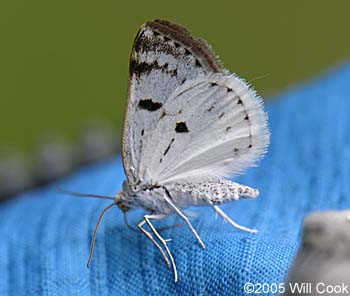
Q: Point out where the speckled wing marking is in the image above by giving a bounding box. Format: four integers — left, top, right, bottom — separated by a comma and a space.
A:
122, 19, 224, 184
138, 73, 269, 185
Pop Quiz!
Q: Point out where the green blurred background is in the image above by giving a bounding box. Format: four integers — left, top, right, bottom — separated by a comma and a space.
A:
1, 0, 349, 154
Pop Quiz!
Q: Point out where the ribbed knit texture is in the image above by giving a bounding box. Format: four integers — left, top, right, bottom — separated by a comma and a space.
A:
0, 63, 349, 295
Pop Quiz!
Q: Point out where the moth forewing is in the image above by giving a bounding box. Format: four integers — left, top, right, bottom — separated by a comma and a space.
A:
122, 20, 224, 184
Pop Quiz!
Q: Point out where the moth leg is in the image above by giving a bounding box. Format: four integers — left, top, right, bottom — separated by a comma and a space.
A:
212, 205, 257, 233
155, 210, 196, 231
137, 219, 171, 268
144, 214, 178, 283
163, 190, 205, 250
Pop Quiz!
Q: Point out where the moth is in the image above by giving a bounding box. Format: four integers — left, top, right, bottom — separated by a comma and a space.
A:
62, 19, 269, 282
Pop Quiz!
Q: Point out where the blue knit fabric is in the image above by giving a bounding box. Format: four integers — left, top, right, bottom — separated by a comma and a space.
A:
1, 63, 349, 295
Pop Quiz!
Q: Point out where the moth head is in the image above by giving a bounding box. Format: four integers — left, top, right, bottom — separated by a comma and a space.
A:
114, 191, 130, 212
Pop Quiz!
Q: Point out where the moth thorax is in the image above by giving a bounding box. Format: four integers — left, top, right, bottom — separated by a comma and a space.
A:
122, 180, 139, 195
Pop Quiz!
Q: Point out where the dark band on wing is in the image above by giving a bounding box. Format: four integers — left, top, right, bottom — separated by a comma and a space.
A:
130, 60, 178, 78
148, 20, 223, 73
130, 19, 224, 76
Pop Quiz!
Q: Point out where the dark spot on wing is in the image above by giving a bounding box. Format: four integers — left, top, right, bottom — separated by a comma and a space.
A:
207, 106, 214, 112
163, 138, 175, 156
175, 121, 189, 133
226, 126, 231, 131
248, 144, 252, 148
210, 82, 217, 87
141, 129, 145, 136
195, 59, 201, 67
245, 114, 249, 120
227, 87, 233, 92
170, 68, 178, 77
218, 112, 225, 119
234, 148, 239, 153
160, 110, 167, 119
138, 99, 162, 111
237, 98, 243, 105
180, 78, 186, 85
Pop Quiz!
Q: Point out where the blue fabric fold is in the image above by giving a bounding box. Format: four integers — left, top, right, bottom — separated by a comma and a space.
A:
1, 62, 349, 295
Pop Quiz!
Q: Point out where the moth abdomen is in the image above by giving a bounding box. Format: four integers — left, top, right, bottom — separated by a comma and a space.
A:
174, 180, 259, 206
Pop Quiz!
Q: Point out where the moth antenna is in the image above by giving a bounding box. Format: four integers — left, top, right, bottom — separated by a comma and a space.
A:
247, 73, 270, 84
87, 202, 115, 268
57, 186, 115, 200
123, 211, 140, 233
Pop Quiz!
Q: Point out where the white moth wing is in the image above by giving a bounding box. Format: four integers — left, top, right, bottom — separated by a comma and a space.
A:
138, 73, 270, 185
122, 20, 225, 184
